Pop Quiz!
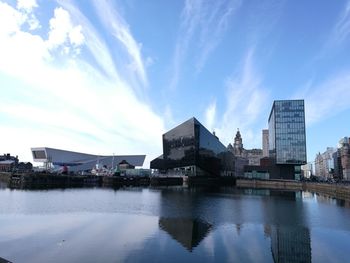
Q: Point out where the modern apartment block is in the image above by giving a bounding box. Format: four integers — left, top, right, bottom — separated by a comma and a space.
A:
268, 100, 307, 179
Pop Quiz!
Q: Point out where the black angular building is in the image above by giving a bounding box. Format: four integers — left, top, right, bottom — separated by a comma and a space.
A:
150, 117, 235, 177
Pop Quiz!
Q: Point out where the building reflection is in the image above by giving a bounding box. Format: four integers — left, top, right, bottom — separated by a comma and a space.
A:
269, 225, 311, 263
157, 187, 313, 260
259, 190, 311, 263
159, 217, 212, 251
0, 256, 11, 263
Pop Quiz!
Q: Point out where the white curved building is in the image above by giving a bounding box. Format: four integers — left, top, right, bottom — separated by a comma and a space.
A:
31, 147, 145, 172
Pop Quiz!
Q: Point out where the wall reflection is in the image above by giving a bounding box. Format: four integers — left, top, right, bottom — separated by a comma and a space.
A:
159, 218, 212, 251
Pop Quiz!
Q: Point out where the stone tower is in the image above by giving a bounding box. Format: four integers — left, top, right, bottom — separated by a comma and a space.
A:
233, 129, 244, 156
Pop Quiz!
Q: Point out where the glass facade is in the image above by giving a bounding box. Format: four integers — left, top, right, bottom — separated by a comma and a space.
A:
268, 100, 307, 165
32, 150, 46, 159
151, 117, 234, 176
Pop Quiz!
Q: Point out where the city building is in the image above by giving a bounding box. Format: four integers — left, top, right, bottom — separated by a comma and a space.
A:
0, 160, 16, 172
314, 147, 337, 179
232, 129, 244, 156
262, 129, 269, 157
268, 100, 307, 180
0, 153, 19, 172
339, 137, 350, 180
245, 149, 264, 166
150, 117, 235, 177
31, 147, 145, 173
227, 129, 263, 166
301, 163, 313, 179
333, 149, 343, 180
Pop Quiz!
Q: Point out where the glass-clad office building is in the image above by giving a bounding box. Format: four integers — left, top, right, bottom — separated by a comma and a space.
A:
268, 100, 307, 179
150, 117, 234, 177
269, 100, 306, 164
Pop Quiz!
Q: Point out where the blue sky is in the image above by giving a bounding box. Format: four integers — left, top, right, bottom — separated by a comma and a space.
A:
0, 0, 350, 166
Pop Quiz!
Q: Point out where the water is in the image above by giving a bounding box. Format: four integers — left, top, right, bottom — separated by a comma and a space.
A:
0, 187, 350, 262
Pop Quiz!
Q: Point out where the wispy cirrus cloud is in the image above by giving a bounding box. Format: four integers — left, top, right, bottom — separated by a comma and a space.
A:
295, 71, 350, 126
91, 0, 149, 94
59, 0, 150, 98
0, 1, 165, 165
316, 0, 350, 59
169, 0, 241, 90
196, 1, 240, 73
206, 49, 270, 148
331, 1, 350, 45
296, 1, 350, 127
204, 99, 217, 133
57, 0, 121, 81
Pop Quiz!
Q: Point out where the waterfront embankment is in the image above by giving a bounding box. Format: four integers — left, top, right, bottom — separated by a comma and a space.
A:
237, 178, 302, 190
237, 179, 350, 201
0, 172, 237, 189
0, 172, 100, 189
2, 172, 350, 201
0, 172, 11, 184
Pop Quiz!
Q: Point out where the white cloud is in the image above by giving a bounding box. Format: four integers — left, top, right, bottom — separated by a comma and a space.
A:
0, 2, 26, 34
168, 0, 204, 91
196, 0, 241, 73
318, 0, 350, 57
169, 0, 241, 90
332, 1, 350, 44
17, 0, 38, 11
56, 1, 121, 81
206, 49, 270, 148
0, 1, 165, 166
298, 71, 350, 126
91, 0, 148, 90
27, 14, 40, 30
47, 7, 84, 53
163, 105, 177, 130
205, 100, 216, 133
16, 0, 40, 31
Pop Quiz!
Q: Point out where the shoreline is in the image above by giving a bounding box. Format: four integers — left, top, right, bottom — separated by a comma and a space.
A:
237, 179, 350, 201
2, 172, 350, 201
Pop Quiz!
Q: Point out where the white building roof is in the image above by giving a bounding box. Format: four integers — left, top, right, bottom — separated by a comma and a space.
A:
31, 147, 146, 171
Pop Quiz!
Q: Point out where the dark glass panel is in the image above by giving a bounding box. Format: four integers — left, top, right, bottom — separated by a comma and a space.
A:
33, 150, 46, 159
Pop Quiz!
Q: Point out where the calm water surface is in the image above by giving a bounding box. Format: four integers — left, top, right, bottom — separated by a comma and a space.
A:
1, 186, 350, 263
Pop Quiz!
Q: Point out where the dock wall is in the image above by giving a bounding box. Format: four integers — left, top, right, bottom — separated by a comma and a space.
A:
237, 179, 350, 200
237, 179, 302, 190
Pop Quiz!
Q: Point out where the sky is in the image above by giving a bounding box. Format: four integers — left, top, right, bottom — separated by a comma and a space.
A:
0, 0, 350, 167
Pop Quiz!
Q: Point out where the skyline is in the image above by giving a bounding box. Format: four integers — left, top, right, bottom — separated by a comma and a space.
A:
1, 0, 350, 167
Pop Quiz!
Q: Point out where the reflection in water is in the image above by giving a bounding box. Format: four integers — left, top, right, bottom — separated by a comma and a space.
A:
159, 218, 212, 251
0, 256, 11, 263
260, 190, 311, 263
1, 187, 350, 262
269, 225, 311, 263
